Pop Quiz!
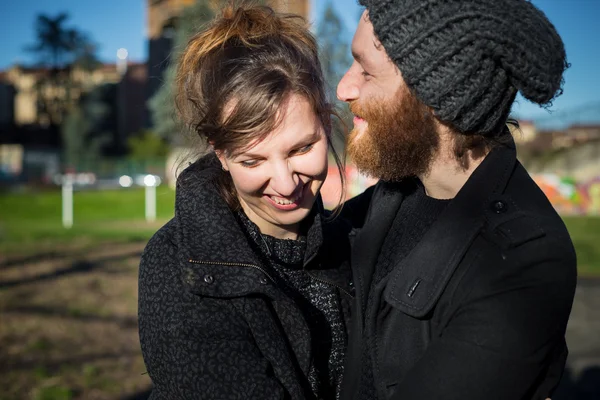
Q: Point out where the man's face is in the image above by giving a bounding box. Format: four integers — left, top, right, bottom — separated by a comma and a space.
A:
337, 11, 439, 181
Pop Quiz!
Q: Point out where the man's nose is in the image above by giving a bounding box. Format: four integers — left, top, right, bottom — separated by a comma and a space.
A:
270, 161, 299, 196
337, 68, 360, 103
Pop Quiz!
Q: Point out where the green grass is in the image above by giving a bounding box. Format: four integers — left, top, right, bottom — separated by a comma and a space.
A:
0, 187, 175, 253
33, 385, 73, 400
563, 216, 600, 277
1, 188, 599, 276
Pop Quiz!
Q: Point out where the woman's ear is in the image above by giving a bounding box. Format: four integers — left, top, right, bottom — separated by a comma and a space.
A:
214, 150, 229, 171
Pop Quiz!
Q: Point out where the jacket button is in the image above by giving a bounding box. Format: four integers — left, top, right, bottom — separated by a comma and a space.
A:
259, 277, 268, 285
491, 200, 508, 214
203, 274, 214, 284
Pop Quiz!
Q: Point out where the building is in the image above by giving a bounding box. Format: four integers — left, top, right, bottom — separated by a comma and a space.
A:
0, 72, 15, 128
557, 124, 600, 148
116, 63, 149, 153
4, 64, 122, 127
269, 0, 310, 17
0, 62, 148, 154
147, 0, 310, 42
529, 124, 600, 151
511, 119, 537, 143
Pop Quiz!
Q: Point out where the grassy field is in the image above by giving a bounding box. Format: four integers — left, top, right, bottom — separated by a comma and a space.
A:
0, 241, 151, 400
562, 215, 600, 277
1, 187, 599, 274
0, 188, 170, 399
0, 187, 176, 254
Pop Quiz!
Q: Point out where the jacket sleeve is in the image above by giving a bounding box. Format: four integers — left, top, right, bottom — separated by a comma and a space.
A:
390, 239, 576, 400
138, 229, 286, 400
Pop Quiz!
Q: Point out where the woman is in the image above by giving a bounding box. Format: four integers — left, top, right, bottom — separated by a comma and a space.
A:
138, 4, 353, 399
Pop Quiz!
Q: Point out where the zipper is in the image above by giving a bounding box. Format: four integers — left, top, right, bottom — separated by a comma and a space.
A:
188, 259, 276, 283
303, 252, 354, 299
305, 270, 354, 299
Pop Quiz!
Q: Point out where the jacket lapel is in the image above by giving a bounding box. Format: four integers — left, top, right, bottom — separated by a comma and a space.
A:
353, 181, 405, 316
384, 143, 517, 317
340, 181, 405, 399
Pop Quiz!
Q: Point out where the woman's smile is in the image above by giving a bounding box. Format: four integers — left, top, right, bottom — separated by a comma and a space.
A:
264, 182, 309, 210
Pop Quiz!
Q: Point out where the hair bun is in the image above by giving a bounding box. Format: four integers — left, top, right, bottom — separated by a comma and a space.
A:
217, 4, 297, 46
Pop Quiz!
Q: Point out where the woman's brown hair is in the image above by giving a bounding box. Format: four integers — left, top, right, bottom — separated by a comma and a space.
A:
175, 2, 346, 211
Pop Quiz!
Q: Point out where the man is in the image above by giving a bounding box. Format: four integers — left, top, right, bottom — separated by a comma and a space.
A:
337, 1, 577, 399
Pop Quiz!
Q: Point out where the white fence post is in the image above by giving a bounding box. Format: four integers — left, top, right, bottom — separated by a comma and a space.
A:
62, 175, 73, 228
143, 175, 158, 223
145, 184, 156, 223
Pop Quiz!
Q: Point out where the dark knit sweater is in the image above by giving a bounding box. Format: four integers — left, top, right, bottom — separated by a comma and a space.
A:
359, 179, 451, 399
236, 211, 346, 400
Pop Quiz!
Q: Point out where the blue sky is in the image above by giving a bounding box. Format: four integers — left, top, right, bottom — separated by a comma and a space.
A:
1, 0, 599, 127
0, 0, 147, 67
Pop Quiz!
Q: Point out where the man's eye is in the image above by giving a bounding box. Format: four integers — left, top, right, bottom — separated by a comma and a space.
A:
361, 70, 371, 77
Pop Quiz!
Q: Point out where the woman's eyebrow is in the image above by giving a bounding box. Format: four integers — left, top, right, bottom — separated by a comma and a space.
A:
235, 150, 265, 159
294, 131, 321, 146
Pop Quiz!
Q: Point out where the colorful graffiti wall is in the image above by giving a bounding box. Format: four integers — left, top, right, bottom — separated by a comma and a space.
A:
532, 174, 600, 215
321, 163, 600, 216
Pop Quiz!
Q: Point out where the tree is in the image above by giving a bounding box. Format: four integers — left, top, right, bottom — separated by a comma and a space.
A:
28, 13, 76, 68
317, 2, 353, 100
61, 85, 112, 169
26, 13, 100, 126
316, 1, 354, 152
128, 130, 170, 162
72, 32, 102, 74
148, 1, 217, 143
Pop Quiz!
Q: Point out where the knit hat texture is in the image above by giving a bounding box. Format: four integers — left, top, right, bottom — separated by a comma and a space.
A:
359, 0, 568, 136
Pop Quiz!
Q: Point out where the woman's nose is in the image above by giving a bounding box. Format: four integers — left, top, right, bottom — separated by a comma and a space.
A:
270, 161, 299, 196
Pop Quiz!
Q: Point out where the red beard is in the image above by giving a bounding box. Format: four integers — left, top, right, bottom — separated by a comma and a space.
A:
347, 85, 439, 182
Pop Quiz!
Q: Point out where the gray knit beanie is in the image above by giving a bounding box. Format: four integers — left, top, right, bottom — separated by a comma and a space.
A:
359, 0, 568, 136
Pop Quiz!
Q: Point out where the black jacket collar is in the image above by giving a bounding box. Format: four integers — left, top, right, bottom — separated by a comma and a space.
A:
174, 153, 327, 298
357, 142, 518, 317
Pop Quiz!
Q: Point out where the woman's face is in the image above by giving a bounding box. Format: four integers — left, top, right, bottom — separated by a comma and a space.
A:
217, 94, 328, 239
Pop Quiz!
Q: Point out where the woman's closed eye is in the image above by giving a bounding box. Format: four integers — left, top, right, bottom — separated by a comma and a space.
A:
237, 143, 314, 168
291, 143, 314, 156
239, 159, 261, 168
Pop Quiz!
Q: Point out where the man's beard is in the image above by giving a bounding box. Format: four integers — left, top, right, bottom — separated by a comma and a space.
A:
347, 86, 439, 182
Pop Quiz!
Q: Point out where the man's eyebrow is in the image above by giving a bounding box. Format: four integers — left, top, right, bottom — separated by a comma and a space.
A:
352, 50, 362, 63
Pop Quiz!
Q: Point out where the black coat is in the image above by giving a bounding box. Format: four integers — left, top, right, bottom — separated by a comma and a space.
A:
339, 143, 577, 400
138, 155, 354, 400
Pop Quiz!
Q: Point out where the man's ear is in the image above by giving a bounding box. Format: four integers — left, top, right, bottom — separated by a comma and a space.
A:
214, 150, 229, 171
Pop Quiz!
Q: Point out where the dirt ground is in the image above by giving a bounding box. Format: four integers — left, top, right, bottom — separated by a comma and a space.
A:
556, 278, 600, 400
0, 241, 152, 400
1, 241, 599, 399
